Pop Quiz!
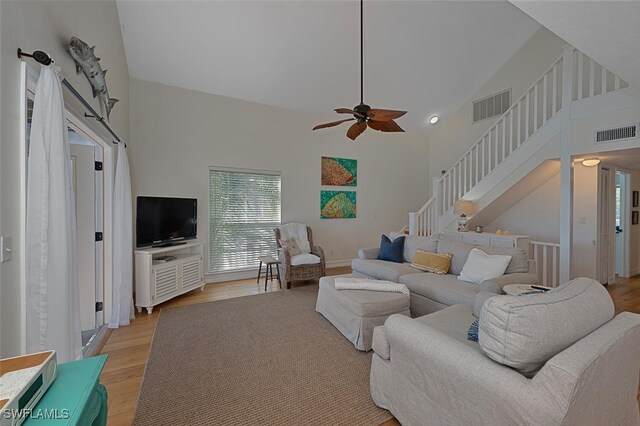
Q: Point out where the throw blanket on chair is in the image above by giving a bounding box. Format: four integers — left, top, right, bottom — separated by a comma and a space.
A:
334, 278, 410, 296
279, 223, 311, 253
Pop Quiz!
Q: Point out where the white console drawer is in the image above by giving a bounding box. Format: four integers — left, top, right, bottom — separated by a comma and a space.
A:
461, 233, 491, 246
443, 230, 531, 255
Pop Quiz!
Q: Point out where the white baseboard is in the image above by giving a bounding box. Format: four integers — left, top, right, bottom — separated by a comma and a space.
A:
205, 259, 352, 284
630, 267, 640, 277
206, 269, 259, 284
326, 259, 352, 268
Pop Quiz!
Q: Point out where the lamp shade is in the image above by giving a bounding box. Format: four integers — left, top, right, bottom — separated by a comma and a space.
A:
454, 200, 475, 216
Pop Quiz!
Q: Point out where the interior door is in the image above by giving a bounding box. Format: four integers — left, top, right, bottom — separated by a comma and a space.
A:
70, 142, 97, 332
598, 167, 617, 285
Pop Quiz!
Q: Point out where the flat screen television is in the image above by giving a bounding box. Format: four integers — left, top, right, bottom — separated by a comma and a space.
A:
136, 196, 197, 247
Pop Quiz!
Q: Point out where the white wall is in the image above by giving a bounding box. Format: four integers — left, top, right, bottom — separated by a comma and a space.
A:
0, 0, 129, 357
571, 163, 599, 279
427, 28, 566, 187
485, 172, 561, 242
129, 79, 429, 277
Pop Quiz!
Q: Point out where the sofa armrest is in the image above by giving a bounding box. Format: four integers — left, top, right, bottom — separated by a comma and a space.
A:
311, 245, 325, 261
358, 247, 380, 259
383, 314, 558, 425
480, 272, 538, 294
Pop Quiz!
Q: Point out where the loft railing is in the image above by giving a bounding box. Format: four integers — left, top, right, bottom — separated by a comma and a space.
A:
409, 47, 631, 238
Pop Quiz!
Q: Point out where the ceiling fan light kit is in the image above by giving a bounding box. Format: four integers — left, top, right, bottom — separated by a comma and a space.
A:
313, 0, 407, 141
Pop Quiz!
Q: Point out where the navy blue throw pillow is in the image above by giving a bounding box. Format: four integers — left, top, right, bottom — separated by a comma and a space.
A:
378, 234, 405, 263
467, 319, 479, 342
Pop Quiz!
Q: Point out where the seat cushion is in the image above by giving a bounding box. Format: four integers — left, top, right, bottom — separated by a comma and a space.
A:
413, 304, 480, 350
351, 258, 420, 282
290, 253, 321, 266
437, 240, 476, 275
320, 276, 410, 317
400, 273, 479, 307
479, 277, 615, 376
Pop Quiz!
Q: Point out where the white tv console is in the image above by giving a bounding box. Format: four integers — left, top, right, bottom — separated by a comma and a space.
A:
135, 241, 205, 314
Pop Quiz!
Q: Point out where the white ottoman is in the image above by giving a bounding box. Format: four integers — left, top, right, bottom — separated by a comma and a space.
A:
316, 274, 411, 351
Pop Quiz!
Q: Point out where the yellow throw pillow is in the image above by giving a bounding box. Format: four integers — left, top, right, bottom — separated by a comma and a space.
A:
411, 249, 452, 275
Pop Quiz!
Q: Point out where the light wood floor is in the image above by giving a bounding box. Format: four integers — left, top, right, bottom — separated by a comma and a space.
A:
100, 272, 640, 426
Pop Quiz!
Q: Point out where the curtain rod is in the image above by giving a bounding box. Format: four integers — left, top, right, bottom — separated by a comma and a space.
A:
17, 48, 125, 147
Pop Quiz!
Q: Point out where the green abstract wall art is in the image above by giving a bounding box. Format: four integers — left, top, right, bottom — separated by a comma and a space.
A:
320, 191, 356, 219
321, 157, 357, 186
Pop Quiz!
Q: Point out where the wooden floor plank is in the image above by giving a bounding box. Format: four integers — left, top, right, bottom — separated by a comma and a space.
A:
100, 271, 639, 424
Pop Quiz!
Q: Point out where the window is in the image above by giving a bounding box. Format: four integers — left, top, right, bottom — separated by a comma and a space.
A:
209, 167, 281, 273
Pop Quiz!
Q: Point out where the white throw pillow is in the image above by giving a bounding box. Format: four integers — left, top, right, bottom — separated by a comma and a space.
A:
458, 248, 512, 285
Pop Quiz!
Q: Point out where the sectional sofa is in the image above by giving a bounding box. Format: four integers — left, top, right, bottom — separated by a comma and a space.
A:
352, 233, 538, 317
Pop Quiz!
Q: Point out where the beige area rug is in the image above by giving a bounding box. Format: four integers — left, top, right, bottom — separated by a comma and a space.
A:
132, 284, 392, 425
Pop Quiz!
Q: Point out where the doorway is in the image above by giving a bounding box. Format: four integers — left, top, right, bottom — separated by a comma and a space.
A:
69, 127, 105, 352
615, 170, 631, 278
22, 62, 115, 357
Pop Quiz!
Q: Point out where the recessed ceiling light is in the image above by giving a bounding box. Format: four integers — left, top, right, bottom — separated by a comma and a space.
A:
429, 116, 439, 125
582, 158, 601, 167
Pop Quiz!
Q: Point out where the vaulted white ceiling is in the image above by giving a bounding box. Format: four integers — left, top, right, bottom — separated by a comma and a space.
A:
510, 1, 640, 90
116, 1, 541, 134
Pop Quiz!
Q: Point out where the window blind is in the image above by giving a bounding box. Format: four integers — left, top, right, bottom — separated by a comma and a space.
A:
209, 167, 281, 273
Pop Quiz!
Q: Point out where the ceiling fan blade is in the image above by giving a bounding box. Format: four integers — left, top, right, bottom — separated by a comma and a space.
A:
367, 119, 405, 132
346, 122, 367, 140
368, 109, 407, 121
335, 108, 365, 118
312, 118, 355, 130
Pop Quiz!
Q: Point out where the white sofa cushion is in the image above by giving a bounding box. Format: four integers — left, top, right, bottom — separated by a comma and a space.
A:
479, 277, 615, 376
351, 258, 419, 282
458, 248, 511, 285
290, 253, 321, 266
390, 232, 439, 263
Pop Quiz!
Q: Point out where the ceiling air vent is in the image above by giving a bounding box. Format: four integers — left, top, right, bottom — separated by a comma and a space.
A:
595, 124, 638, 143
473, 89, 511, 124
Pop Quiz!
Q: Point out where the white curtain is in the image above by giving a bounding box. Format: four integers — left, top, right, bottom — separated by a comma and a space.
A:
26, 65, 82, 362
109, 142, 134, 328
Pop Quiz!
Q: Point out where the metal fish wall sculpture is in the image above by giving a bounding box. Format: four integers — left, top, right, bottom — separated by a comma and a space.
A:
68, 37, 118, 120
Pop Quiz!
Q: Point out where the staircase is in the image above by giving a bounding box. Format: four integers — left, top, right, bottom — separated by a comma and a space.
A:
409, 46, 633, 237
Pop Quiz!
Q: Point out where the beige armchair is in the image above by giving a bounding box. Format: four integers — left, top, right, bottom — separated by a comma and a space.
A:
274, 224, 325, 289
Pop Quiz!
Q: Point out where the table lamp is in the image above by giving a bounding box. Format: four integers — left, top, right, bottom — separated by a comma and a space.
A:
454, 200, 475, 232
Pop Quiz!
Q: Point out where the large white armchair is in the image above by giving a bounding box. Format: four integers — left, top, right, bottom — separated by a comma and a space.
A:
370, 278, 640, 425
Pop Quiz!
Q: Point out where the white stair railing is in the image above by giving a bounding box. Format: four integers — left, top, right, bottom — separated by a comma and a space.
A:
572, 50, 629, 101
409, 47, 633, 238
408, 196, 436, 237
439, 54, 564, 216
530, 240, 560, 287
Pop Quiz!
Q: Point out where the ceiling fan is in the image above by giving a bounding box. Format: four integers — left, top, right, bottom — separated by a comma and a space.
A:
313, 0, 407, 141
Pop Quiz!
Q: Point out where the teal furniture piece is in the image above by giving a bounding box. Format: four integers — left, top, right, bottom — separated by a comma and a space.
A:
25, 355, 108, 425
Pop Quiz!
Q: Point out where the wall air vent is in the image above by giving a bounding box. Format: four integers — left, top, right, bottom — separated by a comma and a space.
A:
595, 124, 638, 143
473, 89, 511, 124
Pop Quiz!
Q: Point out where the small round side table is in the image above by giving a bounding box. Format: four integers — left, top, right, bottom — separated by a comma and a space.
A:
503, 284, 551, 295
